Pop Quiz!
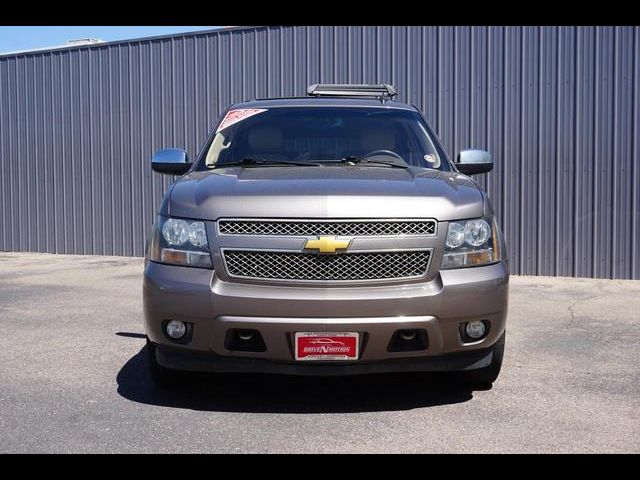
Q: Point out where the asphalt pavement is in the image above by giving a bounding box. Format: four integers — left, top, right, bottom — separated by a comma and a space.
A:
0, 252, 638, 453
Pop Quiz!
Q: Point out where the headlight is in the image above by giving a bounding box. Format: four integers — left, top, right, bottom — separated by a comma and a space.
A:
147, 216, 213, 268
441, 217, 502, 269
445, 222, 466, 248
464, 218, 492, 246
162, 218, 189, 245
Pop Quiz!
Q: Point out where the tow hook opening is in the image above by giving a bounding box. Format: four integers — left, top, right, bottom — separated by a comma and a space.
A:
387, 329, 428, 352
224, 329, 267, 352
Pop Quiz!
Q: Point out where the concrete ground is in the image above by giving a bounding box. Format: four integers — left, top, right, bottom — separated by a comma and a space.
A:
0, 252, 638, 453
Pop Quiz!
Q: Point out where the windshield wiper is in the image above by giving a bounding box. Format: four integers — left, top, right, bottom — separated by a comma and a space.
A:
331, 156, 409, 168
209, 158, 323, 169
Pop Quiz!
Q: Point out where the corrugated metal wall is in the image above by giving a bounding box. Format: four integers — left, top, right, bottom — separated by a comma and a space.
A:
0, 26, 638, 279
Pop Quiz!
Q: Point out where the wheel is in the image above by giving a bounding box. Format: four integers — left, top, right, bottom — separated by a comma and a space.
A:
146, 338, 184, 386
462, 332, 505, 388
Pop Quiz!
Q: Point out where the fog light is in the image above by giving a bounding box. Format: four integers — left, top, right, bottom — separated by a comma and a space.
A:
465, 320, 486, 340
165, 320, 187, 339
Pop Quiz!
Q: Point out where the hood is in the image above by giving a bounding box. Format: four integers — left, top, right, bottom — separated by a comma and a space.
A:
168, 166, 485, 221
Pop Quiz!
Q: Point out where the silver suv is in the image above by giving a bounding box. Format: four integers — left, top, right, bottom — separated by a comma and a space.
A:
144, 84, 508, 387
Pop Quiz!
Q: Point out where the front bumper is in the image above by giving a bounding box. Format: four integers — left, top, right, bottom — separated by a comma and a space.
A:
154, 341, 497, 376
143, 260, 509, 374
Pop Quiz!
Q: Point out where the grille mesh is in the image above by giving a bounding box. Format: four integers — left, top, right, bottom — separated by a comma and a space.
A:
218, 220, 436, 236
223, 250, 431, 281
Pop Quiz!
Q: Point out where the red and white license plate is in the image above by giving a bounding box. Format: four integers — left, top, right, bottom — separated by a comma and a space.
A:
295, 332, 359, 361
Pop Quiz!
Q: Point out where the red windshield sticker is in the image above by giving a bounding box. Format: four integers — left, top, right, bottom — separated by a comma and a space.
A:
215, 108, 267, 133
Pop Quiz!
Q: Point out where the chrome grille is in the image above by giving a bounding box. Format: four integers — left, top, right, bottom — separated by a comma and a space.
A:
223, 250, 431, 281
218, 219, 436, 236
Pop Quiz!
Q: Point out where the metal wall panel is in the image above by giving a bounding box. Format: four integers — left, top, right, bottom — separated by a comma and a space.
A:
0, 25, 638, 278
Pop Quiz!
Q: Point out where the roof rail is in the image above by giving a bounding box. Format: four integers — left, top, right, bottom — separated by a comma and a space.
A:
307, 84, 397, 101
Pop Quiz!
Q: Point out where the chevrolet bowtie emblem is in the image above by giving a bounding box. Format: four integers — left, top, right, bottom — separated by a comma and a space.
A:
304, 236, 352, 254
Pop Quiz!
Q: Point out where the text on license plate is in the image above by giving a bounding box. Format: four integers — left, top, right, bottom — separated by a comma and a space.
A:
294, 332, 359, 361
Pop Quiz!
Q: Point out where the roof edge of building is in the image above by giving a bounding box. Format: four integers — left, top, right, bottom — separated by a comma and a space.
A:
0, 25, 263, 60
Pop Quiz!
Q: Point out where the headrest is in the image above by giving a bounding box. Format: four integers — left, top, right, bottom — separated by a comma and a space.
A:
360, 128, 397, 152
247, 126, 284, 151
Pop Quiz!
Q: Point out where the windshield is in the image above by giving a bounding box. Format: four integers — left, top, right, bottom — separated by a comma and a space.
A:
199, 107, 449, 170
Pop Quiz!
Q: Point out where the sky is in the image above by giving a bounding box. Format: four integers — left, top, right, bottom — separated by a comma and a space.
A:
0, 26, 221, 54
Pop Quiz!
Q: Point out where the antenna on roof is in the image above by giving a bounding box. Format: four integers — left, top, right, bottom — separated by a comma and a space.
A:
307, 84, 397, 102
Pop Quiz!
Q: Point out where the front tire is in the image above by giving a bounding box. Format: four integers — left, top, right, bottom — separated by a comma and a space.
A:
146, 338, 184, 386
462, 332, 505, 388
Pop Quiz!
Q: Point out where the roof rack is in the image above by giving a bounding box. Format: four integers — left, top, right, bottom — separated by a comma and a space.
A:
307, 84, 397, 101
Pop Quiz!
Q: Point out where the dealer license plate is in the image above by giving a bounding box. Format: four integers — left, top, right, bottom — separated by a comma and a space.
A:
294, 332, 359, 361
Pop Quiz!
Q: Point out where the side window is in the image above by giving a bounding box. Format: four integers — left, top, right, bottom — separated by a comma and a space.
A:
416, 121, 441, 169
394, 122, 419, 166
205, 131, 231, 167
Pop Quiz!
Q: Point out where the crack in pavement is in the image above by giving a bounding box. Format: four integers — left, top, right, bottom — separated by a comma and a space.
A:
564, 281, 617, 329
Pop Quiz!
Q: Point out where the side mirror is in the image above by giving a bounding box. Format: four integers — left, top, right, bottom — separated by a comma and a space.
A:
151, 148, 192, 175
456, 149, 493, 175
